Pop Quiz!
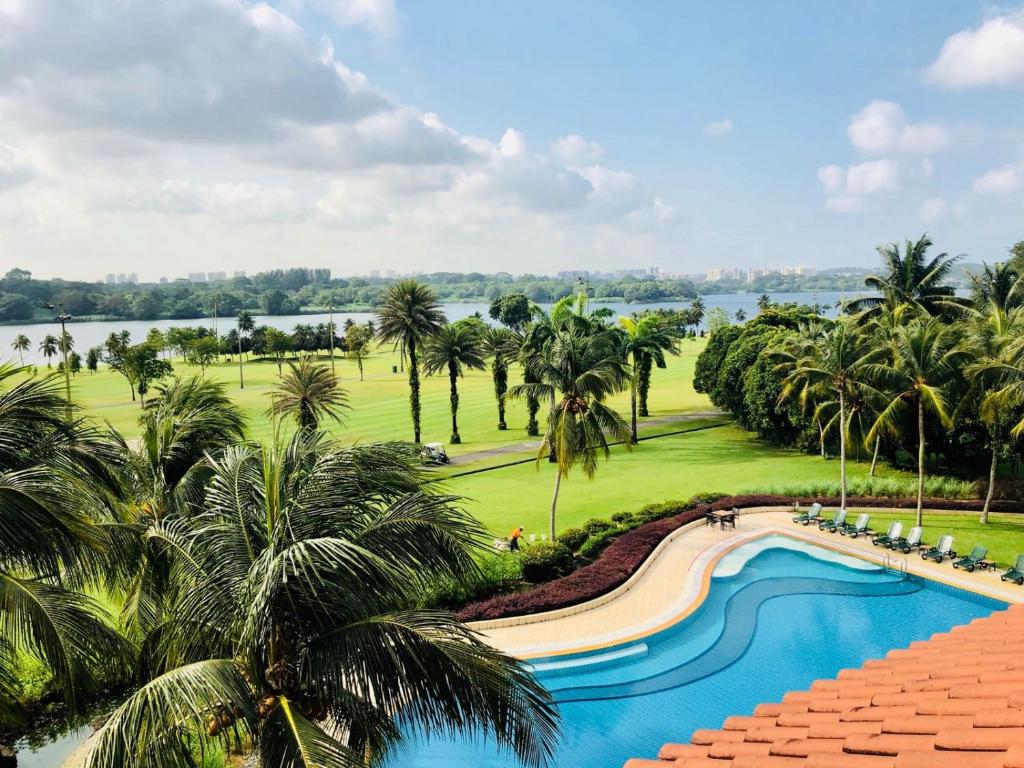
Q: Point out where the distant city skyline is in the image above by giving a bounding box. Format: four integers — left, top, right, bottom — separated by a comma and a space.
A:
1, 1, 1022, 280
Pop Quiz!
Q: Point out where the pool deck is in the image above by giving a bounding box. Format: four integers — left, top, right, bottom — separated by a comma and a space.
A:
473, 508, 1024, 660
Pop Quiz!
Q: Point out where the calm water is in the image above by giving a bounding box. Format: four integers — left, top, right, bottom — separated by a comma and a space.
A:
389, 535, 1003, 768
0, 292, 852, 365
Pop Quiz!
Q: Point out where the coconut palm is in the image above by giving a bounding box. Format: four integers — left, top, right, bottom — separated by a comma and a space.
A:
270, 357, 349, 430
969, 260, 1024, 312
11, 334, 29, 365
85, 433, 559, 768
376, 280, 446, 443
39, 334, 58, 368
963, 304, 1024, 522
423, 322, 486, 444
866, 317, 967, 525
848, 234, 962, 316
775, 319, 880, 508
0, 366, 131, 729
618, 314, 679, 443
237, 310, 255, 389
109, 376, 246, 638
511, 323, 631, 539
481, 326, 522, 430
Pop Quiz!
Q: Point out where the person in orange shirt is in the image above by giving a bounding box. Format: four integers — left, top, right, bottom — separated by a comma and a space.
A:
509, 526, 524, 551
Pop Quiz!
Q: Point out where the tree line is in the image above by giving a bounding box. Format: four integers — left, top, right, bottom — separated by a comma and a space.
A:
694, 235, 1024, 525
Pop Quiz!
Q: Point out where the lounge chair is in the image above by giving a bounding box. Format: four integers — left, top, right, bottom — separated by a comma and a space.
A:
921, 535, 954, 563
793, 502, 823, 525
872, 522, 903, 547
841, 513, 871, 538
819, 508, 847, 533
1001, 555, 1024, 585
952, 545, 988, 572
890, 526, 924, 553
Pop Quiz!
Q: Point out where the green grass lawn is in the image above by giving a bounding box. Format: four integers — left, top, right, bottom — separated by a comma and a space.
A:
39, 337, 713, 457
441, 425, 918, 537
852, 509, 1024, 570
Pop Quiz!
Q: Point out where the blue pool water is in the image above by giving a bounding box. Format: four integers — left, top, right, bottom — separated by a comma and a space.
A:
390, 535, 1006, 768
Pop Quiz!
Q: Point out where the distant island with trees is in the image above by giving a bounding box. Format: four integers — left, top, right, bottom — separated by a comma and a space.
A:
0, 257, 998, 325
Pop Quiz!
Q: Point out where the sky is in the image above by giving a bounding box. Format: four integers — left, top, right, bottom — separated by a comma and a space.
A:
0, 1, 1022, 281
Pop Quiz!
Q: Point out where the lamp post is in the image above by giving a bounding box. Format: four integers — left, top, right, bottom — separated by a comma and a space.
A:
327, 303, 336, 374
42, 302, 73, 419
211, 294, 221, 363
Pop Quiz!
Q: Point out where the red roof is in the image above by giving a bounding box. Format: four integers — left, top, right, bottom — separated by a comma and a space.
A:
624, 604, 1024, 768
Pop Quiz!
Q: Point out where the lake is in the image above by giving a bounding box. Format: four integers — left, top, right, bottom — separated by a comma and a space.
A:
0, 292, 854, 365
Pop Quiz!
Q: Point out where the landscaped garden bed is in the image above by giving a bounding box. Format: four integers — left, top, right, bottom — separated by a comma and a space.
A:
457, 494, 1024, 622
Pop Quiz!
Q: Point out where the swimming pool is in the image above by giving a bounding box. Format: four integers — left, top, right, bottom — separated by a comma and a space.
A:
389, 534, 1007, 768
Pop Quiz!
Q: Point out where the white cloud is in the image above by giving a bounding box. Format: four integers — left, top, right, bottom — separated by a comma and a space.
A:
817, 159, 899, 213
817, 164, 844, 193
305, 0, 398, 35
845, 159, 899, 195
973, 165, 1022, 194
550, 134, 605, 165
926, 11, 1024, 88
918, 196, 947, 222
0, 0, 683, 276
847, 100, 949, 155
704, 119, 733, 136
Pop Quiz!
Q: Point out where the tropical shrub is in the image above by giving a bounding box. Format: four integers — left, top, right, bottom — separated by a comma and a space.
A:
610, 510, 635, 526
577, 529, 619, 559
582, 518, 615, 536
520, 541, 574, 583
421, 552, 524, 608
556, 527, 588, 552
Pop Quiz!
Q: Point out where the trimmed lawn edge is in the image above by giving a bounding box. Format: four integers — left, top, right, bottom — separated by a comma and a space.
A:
457, 494, 1024, 623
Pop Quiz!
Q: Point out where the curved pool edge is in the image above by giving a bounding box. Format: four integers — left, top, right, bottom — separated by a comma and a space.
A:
483, 512, 1022, 661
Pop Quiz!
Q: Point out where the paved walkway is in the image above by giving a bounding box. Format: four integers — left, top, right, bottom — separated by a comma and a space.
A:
473, 508, 1024, 659
449, 410, 728, 465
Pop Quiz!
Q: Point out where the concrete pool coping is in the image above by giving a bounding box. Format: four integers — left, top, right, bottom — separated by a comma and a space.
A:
473, 508, 1024, 660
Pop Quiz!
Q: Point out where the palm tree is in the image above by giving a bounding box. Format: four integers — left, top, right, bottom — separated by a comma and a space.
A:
866, 317, 966, 525
11, 333, 29, 365
39, 334, 58, 367
237, 310, 255, 389
375, 279, 446, 443
618, 314, 678, 442
775, 319, 879, 508
109, 376, 246, 638
848, 234, 962, 316
270, 357, 349, 430
511, 323, 631, 539
963, 304, 1024, 522
757, 294, 772, 312
0, 366, 131, 730
481, 326, 522, 430
423, 322, 486, 444
85, 433, 559, 768
969, 260, 1023, 312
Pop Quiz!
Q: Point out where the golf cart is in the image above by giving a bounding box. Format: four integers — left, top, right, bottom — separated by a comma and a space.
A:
420, 442, 451, 466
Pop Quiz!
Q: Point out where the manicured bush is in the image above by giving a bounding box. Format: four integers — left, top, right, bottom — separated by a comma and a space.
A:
582, 518, 615, 537
634, 499, 690, 525
611, 510, 635, 526
556, 527, 588, 552
420, 552, 523, 609
577, 529, 618, 559
520, 542, 573, 583
688, 492, 728, 506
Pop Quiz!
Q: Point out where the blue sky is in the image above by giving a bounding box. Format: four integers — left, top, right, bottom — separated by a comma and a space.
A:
0, 1, 1021, 278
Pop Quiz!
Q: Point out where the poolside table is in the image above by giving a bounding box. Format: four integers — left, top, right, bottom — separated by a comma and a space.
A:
705, 510, 738, 530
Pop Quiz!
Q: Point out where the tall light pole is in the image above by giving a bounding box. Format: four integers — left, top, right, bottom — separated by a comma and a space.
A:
211, 294, 221, 363
327, 303, 336, 373
42, 302, 73, 420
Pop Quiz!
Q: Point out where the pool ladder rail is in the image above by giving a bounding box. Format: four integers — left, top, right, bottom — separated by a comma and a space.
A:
882, 552, 909, 580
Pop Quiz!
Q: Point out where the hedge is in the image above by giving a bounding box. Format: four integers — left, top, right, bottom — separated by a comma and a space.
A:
456, 493, 1024, 623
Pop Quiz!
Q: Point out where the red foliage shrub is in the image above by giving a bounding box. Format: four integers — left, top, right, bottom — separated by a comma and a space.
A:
457, 494, 1024, 622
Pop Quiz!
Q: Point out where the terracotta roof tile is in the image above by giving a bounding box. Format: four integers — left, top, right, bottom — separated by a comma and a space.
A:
625, 604, 1024, 768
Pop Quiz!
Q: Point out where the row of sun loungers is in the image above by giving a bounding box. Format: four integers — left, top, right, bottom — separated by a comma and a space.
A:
792, 503, 1024, 585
